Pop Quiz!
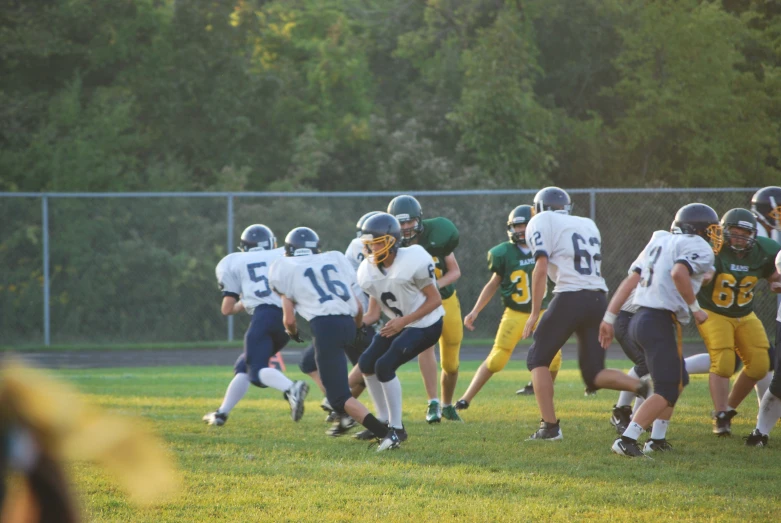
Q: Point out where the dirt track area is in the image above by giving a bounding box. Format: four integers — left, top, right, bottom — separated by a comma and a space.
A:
10, 342, 708, 369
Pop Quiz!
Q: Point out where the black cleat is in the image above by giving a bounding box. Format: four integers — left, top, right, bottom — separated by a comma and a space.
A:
353, 428, 379, 441
713, 410, 737, 437
202, 411, 228, 426
643, 438, 673, 453
526, 419, 563, 441
516, 382, 535, 395
326, 414, 357, 437
395, 425, 408, 442
612, 437, 649, 458
454, 399, 470, 411
377, 428, 401, 452
636, 378, 651, 399
610, 405, 633, 435
744, 429, 769, 447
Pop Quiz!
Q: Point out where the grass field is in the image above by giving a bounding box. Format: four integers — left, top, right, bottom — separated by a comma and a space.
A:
58, 360, 777, 522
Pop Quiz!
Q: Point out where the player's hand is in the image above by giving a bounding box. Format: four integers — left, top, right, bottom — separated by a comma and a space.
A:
521, 313, 539, 340
286, 330, 304, 343
380, 317, 406, 337
599, 321, 614, 350
351, 325, 369, 348
463, 311, 478, 331
693, 310, 708, 325
771, 281, 781, 293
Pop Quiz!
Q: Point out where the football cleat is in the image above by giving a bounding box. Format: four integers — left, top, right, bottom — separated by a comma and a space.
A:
377, 428, 401, 452
526, 419, 563, 441
584, 387, 598, 397
744, 429, 769, 447
712, 410, 737, 436
286, 380, 309, 422
426, 400, 442, 424
612, 437, 649, 458
321, 398, 337, 422
610, 405, 633, 435
454, 399, 470, 411
516, 382, 534, 395
643, 438, 673, 453
395, 425, 408, 442
202, 411, 228, 426
326, 414, 357, 437
636, 378, 651, 399
442, 405, 464, 422
353, 428, 379, 441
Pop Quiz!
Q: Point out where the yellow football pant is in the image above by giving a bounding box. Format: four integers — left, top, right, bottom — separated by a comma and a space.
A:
697, 310, 769, 379
439, 292, 463, 374
486, 308, 562, 373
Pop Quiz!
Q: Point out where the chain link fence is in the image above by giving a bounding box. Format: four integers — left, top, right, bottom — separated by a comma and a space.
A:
1, 189, 777, 347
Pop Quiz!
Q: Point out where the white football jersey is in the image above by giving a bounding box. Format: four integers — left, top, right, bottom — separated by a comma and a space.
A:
621, 287, 640, 314
631, 231, 715, 324
357, 245, 444, 328
776, 250, 781, 322
345, 237, 371, 312
215, 248, 284, 313
269, 251, 361, 321
526, 211, 608, 293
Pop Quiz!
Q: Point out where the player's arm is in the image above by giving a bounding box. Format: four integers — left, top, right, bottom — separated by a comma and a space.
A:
599, 272, 641, 349
521, 254, 548, 339
380, 284, 442, 337
362, 297, 382, 326
354, 299, 364, 329
279, 294, 304, 342
220, 296, 245, 316
436, 253, 461, 288
464, 273, 501, 331
671, 263, 708, 325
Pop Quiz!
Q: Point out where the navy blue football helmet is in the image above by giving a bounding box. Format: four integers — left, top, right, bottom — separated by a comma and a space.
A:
284, 227, 321, 257
356, 211, 381, 237
239, 224, 276, 252
533, 187, 572, 215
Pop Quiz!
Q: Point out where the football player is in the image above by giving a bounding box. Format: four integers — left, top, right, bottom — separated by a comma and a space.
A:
387, 195, 462, 423
298, 212, 378, 430
454, 205, 563, 412
268, 227, 393, 446
745, 248, 781, 446
696, 208, 780, 436
203, 224, 309, 427
601, 203, 719, 457
354, 213, 445, 450
522, 187, 647, 441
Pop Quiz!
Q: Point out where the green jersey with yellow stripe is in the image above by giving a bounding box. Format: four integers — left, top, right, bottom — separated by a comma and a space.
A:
487, 241, 552, 313
698, 236, 780, 317
417, 217, 459, 300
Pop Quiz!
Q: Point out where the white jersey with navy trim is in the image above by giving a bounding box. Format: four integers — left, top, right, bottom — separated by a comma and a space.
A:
345, 237, 371, 312
357, 245, 444, 328
631, 231, 715, 324
269, 251, 361, 321
526, 211, 608, 293
776, 250, 781, 322
621, 287, 640, 314
758, 224, 781, 321
215, 248, 284, 313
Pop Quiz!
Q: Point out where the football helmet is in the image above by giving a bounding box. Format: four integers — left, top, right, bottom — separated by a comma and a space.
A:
239, 224, 276, 252
721, 208, 757, 253
284, 227, 321, 257
533, 187, 572, 215
750, 186, 781, 231
671, 203, 723, 254
507, 205, 533, 244
387, 195, 423, 246
360, 212, 401, 265
356, 211, 381, 238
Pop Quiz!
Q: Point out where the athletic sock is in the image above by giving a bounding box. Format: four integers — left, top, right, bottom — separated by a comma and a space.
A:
258, 367, 294, 393
218, 372, 250, 414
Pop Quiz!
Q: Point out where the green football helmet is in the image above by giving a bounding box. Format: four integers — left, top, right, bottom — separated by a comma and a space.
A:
721, 208, 757, 252
507, 205, 533, 244
387, 195, 423, 246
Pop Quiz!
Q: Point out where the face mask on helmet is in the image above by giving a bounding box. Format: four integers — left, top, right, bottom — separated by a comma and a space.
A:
361, 234, 397, 265
398, 218, 422, 246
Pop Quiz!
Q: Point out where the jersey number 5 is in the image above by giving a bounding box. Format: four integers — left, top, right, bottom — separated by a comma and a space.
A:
247, 262, 272, 298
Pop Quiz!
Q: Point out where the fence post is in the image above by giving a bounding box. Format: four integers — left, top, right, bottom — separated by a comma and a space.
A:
589, 190, 596, 221
227, 194, 234, 342
42, 195, 51, 346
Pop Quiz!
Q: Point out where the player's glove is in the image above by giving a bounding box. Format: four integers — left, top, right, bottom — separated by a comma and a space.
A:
287, 331, 304, 343
350, 325, 369, 350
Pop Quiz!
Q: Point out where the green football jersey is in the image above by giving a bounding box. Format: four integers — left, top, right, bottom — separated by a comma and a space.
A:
698, 236, 781, 317
417, 217, 459, 299
487, 242, 553, 313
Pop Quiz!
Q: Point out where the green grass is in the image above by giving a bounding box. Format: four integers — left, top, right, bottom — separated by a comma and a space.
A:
57, 360, 776, 522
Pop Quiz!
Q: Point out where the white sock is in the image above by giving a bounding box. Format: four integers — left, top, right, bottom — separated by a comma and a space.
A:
632, 396, 645, 415
381, 377, 404, 429
428, 398, 440, 405
622, 421, 644, 441
755, 372, 773, 408
684, 353, 711, 374
258, 367, 294, 393
757, 392, 781, 435
650, 419, 669, 440
727, 405, 737, 413
363, 374, 388, 422
218, 373, 250, 414
617, 368, 640, 407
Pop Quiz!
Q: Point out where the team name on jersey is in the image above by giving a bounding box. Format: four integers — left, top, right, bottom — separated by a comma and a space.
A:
518, 258, 535, 267
729, 264, 749, 272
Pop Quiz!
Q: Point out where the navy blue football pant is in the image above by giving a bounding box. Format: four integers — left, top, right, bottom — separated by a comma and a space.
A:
233, 305, 290, 387
359, 319, 444, 383
614, 310, 648, 377
629, 307, 689, 407
309, 315, 359, 414
527, 290, 607, 391
299, 325, 376, 374
769, 321, 781, 398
